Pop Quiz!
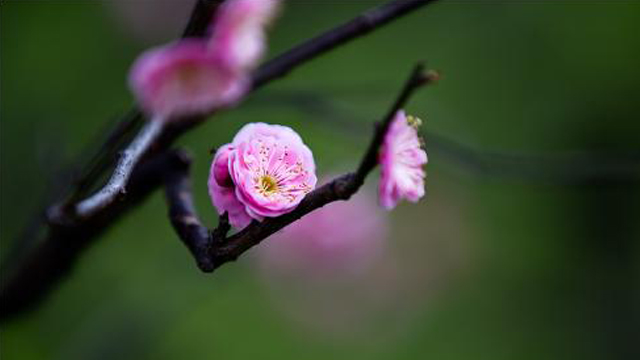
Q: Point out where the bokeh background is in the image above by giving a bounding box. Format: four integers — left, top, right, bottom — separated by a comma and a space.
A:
2, 1, 640, 359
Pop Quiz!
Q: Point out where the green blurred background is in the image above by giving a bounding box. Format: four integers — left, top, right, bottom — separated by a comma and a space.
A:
2, 1, 640, 359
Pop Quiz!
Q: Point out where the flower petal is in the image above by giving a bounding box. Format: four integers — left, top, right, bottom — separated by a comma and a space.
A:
129, 40, 248, 119
378, 110, 428, 209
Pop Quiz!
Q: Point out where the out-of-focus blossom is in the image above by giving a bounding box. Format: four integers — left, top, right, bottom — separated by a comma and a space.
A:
127, 0, 281, 120
208, 123, 316, 228
256, 187, 387, 278
209, 0, 281, 71
379, 110, 428, 209
255, 187, 468, 341
128, 40, 247, 119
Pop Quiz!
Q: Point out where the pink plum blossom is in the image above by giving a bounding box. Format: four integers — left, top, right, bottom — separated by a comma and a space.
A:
378, 110, 428, 209
128, 40, 247, 119
128, 0, 280, 120
256, 187, 387, 278
208, 123, 317, 228
208, 0, 280, 71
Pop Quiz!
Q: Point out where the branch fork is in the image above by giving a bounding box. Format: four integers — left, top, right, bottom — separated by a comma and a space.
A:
166, 63, 438, 273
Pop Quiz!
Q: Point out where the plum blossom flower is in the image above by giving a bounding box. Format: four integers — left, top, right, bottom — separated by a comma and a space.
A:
378, 110, 428, 209
208, 0, 280, 71
129, 40, 247, 119
128, 0, 280, 120
256, 186, 387, 278
208, 123, 317, 229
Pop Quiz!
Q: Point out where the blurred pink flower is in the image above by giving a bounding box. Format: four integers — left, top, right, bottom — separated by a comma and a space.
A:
256, 187, 387, 278
254, 183, 466, 342
379, 110, 428, 209
128, 0, 281, 120
209, 123, 316, 228
128, 40, 247, 119
209, 0, 281, 71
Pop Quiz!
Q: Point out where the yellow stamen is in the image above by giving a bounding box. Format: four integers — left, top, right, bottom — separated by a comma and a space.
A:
259, 175, 279, 195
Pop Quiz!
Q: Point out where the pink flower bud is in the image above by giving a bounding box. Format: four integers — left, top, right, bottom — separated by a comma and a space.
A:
128, 40, 248, 119
378, 110, 428, 209
209, 0, 281, 71
208, 123, 317, 228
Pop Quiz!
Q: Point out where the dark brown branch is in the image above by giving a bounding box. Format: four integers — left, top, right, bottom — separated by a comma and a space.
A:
61, 0, 223, 208
252, 0, 436, 89
167, 64, 437, 271
164, 155, 218, 272
0, 150, 191, 322
1, 0, 437, 321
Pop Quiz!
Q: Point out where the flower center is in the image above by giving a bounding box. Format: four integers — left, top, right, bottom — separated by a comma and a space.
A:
258, 175, 279, 195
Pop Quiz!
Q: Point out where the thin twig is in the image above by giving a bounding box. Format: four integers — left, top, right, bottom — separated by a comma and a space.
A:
252, 0, 437, 89
167, 63, 437, 271
355, 66, 437, 184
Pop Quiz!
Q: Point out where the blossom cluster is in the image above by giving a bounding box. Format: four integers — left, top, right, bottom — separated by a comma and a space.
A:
128, 0, 429, 266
